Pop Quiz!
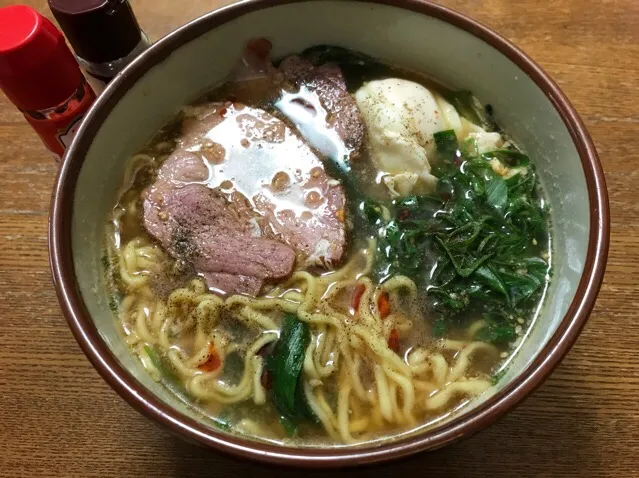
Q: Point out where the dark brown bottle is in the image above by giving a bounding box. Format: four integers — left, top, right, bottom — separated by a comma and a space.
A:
48, 0, 150, 93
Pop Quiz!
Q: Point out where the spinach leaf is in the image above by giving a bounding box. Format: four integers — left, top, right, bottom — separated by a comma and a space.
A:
500, 270, 543, 306
144, 345, 189, 396
460, 137, 480, 158
434, 129, 460, 160
280, 415, 298, 437
444, 90, 497, 131
359, 198, 385, 224
473, 265, 509, 299
474, 313, 516, 344
212, 410, 232, 431
486, 176, 508, 210
432, 317, 448, 337
475, 323, 516, 344
491, 369, 507, 385
436, 236, 493, 277
427, 287, 470, 311
266, 315, 316, 428
482, 149, 530, 167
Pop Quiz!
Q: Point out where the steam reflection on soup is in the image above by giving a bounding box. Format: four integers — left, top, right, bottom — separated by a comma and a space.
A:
104, 41, 552, 445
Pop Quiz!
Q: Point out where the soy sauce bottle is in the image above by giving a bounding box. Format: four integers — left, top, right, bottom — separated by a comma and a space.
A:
49, 0, 150, 94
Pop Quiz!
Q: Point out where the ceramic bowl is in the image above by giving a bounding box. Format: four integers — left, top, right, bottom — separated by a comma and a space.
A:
49, 0, 609, 467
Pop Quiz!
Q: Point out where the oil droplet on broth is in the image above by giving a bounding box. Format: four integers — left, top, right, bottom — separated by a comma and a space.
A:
200, 139, 226, 164
305, 190, 323, 208
271, 171, 290, 192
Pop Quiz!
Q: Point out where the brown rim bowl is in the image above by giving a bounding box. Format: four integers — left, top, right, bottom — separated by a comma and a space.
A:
49, 0, 610, 468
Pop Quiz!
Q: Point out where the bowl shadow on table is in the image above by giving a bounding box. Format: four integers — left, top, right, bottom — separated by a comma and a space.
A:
160, 378, 599, 478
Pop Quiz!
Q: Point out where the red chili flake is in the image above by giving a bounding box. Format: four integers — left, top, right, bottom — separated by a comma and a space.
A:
257, 343, 271, 358
256, 343, 273, 390
198, 343, 221, 372
378, 292, 391, 319
388, 328, 400, 353
398, 209, 410, 220
219, 107, 228, 117
350, 284, 366, 314
261, 368, 272, 391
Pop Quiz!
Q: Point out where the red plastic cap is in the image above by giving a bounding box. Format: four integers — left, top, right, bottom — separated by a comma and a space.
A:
0, 5, 83, 111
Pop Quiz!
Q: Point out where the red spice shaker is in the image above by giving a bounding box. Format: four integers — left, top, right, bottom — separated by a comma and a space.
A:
0, 5, 96, 163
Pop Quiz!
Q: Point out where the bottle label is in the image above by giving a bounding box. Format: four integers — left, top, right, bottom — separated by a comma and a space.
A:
20, 79, 96, 164
57, 114, 84, 151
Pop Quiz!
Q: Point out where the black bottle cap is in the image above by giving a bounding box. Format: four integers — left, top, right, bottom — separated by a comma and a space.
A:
48, 0, 143, 64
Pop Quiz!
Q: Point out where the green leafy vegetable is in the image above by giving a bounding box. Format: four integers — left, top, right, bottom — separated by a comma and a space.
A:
482, 149, 530, 167
143, 345, 189, 395
434, 129, 460, 160
486, 176, 508, 210
432, 317, 448, 338
370, 140, 550, 344
280, 416, 298, 437
267, 315, 317, 431
500, 270, 544, 306
436, 235, 493, 277
360, 198, 385, 224
212, 411, 232, 431
144, 345, 163, 371
491, 369, 507, 385
444, 90, 497, 131
460, 137, 479, 158
473, 265, 508, 299
474, 313, 516, 345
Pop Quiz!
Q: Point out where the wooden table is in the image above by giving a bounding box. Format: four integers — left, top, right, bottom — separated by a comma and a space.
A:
1, 1, 636, 476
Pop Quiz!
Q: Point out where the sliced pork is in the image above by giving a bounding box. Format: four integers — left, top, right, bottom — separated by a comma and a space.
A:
143, 156, 296, 296
142, 103, 347, 296
278, 56, 365, 154
227, 39, 365, 159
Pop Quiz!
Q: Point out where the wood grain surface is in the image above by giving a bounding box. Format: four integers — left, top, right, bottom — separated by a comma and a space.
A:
0, 1, 636, 476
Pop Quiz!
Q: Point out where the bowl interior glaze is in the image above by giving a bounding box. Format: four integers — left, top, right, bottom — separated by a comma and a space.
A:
51, 0, 607, 467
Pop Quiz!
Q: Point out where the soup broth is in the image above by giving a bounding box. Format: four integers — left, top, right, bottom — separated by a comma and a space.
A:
104, 42, 552, 446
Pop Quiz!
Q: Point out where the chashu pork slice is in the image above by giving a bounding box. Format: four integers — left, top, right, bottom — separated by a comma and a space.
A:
142, 102, 347, 296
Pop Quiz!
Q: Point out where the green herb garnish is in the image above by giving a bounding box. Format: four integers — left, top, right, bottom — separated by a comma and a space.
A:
491, 369, 507, 385
144, 345, 189, 396
434, 130, 460, 161
266, 315, 317, 433
444, 90, 497, 131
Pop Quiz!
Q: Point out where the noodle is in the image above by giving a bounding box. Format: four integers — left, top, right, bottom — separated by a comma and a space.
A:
110, 235, 499, 442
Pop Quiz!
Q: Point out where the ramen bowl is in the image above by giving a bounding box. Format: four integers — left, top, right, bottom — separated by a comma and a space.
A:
49, 0, 609, 467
